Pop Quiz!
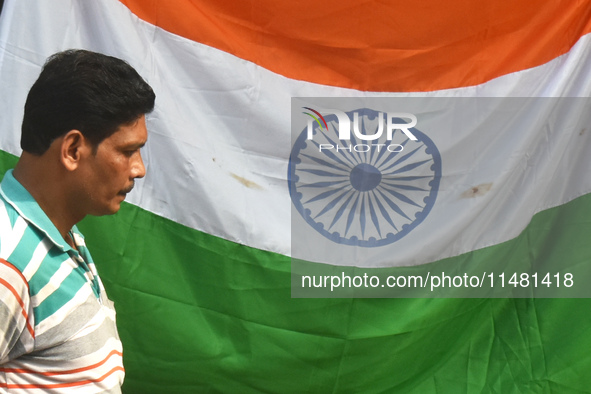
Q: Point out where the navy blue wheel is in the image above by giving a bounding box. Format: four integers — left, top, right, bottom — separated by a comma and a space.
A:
289, 108, 441, 247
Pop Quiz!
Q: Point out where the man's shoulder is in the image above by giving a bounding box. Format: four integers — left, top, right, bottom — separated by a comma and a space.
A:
0, 193, 51, 271
0, 194, 93, 330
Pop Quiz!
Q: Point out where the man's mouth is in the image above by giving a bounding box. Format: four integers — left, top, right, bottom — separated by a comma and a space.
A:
119, 182, 135, 195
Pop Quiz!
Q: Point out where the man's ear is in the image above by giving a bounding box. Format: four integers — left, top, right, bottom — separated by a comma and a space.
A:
60, 130, 91, 171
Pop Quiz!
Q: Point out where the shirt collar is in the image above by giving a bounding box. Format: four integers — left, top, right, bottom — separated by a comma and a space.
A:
0, 169, 79, 255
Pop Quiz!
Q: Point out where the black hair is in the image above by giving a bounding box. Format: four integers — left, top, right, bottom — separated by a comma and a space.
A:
21, 49, 155, 154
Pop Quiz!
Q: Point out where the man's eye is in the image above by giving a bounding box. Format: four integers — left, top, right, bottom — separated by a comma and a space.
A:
124, 150, 137, 157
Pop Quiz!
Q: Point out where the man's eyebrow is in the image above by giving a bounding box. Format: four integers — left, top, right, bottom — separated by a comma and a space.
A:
124, 141, 146, 150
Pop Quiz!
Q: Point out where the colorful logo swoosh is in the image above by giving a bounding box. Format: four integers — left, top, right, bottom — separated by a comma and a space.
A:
302, 107, 328, 131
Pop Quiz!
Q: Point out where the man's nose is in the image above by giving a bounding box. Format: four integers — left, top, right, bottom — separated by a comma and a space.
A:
132, 151, 146, 179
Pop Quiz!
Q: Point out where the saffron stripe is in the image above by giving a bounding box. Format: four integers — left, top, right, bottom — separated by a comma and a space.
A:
118, 0, 591, 91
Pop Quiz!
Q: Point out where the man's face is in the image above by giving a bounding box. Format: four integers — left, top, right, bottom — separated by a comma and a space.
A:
79, 115, 148, 215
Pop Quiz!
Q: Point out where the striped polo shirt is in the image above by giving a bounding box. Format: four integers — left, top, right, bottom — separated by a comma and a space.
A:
0, 170, 124, 393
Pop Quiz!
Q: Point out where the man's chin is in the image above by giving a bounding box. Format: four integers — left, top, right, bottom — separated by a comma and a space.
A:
108, 201, 123, 214
108, 205, 122, 214
91, 202, 122, 216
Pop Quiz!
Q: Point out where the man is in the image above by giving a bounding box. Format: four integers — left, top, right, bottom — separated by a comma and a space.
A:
0, 49, 155, 393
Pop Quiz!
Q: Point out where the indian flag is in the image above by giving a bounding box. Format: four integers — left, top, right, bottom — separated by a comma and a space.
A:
1, 0, 591, 392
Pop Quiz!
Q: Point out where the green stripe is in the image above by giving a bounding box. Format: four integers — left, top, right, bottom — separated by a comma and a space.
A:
36, 268, 87, 323
1, 149, 590, 393
28, 248, 70, 296
78, 194, 591, 393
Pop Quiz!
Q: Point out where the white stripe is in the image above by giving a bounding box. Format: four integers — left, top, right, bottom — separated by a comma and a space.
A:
22, 238, 53, 280
0, 216, 28, 261
73, 256, 96, 286
0, 199, 12, 240
71, 232, 85, 247
293, 97, 591, 266
86, 261, 99, 277
67, 305, 112, 342
1, 0, 591, 267
30, 258, 76, 307
35, 282, 93, 336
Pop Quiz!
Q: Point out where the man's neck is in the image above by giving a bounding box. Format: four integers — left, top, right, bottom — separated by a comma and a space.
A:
13, 154, 84, 243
